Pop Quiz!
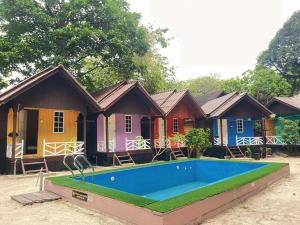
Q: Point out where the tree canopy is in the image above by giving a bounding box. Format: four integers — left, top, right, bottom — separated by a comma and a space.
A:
0, 0, 174, 93
178, 74, 223, 97
258, 11, 300, 94
221, 66, 292, 104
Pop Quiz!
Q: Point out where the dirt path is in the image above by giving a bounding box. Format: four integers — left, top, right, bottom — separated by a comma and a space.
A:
0, 157, 299, 225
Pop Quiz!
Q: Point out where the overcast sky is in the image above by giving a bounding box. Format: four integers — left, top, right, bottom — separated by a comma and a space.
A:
129, 0, 300, 80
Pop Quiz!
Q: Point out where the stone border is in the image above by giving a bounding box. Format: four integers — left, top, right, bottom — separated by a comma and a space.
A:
45, 165, 289, 225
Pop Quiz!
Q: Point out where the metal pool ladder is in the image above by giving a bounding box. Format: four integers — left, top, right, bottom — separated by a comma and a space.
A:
63, 154, 95, 181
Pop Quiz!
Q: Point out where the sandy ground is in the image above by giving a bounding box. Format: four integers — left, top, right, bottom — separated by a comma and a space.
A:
0, 157, 299, 225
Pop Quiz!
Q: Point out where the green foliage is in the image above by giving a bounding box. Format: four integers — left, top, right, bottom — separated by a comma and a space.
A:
0, 77, 7, 89
0, 0, 171, 90
278, 117, 300, 145
171, 133, 185, 146
258, 11, 300, 94
179, 74, 223, 97
184, 128, 212, 157
221, 66, 292, 104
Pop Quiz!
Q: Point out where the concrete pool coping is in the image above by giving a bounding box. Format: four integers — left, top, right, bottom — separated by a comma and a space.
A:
45, 164, 289, 225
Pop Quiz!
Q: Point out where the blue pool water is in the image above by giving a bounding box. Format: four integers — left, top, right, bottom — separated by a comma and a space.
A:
77, 160, 267, 201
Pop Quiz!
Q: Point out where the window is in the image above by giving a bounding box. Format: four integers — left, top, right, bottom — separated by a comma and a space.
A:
125, 115, 132, 133
173, 118, 179, 133
53, 111, 64, 133
236, 119, 244, 133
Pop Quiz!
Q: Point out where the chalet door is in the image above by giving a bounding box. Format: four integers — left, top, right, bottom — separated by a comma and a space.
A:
140, 117, 150, 139
24, 109, 39, 154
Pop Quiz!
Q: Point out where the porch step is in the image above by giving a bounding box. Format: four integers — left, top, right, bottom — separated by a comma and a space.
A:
20, 158, 49, 175
171, 148, 186, 160
113, 152, 135, 166
225, 146, 245, 158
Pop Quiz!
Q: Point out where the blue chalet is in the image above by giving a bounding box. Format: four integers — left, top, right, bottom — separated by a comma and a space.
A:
200, 92, 273, 147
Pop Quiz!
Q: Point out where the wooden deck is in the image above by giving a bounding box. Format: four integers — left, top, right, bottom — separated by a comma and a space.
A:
11, 191, 61, 205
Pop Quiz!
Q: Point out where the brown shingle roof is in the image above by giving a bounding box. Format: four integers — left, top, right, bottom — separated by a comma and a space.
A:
202, 92, 272, 118
267, 94, 300, 112
201, 92, 237, 115
151, 90, 205, 117
196, 90, 226, 106
92, 81, 164, 115
0, 65, 101, 111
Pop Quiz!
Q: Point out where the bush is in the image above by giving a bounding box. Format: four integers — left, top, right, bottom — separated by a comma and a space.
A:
278, 117, 300, 145
185, 128, 212, 157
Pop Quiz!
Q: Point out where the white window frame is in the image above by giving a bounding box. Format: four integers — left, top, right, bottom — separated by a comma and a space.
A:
173, 118, 179, 133
236, 119, 244, 134
125, 115, 132, 133
53, 111, 64, 133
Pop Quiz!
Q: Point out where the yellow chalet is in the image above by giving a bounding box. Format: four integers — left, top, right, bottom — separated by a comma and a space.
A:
0, 65, 100, 174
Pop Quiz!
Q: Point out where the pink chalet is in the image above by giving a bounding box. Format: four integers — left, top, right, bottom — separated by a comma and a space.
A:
91, 81, 163, 165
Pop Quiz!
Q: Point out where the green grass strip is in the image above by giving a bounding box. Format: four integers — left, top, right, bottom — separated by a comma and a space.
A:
47, 160, 288, 213
48, 175, 156, 207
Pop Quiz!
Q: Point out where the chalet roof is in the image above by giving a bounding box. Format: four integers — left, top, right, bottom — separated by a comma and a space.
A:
92, 81, 164, 115
0, 65, 101, 111
267, 94, 300, 112
151, 90, 205, 117
201, 92, 272, 118
196, 90, 226, 106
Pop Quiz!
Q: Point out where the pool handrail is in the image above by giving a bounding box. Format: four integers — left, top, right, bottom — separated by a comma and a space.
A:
74, 154, 95, 181
63, 154, 75, 178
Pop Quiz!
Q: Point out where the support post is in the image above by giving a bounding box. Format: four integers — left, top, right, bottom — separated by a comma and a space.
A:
150, 116, 154, 148
163, 118, 167, 148
12, 107, 17, 175
220, 118, 224, 146
262, 119, 266, 146
12, 108, 17, 160
105, 115, 109, 153
83, 114, 87, 155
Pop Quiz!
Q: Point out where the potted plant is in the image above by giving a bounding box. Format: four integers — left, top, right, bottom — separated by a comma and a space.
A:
185, 128, 212, 158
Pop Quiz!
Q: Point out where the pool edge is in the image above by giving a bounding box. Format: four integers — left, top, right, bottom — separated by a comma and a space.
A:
44, 164, 290, 225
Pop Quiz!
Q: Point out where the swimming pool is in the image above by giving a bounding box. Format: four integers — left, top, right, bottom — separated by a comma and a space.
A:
76, 160, 267, 201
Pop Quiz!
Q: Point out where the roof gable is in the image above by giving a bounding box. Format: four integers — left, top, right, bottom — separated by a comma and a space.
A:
202, 92, 272, 118
93, 81, 164, 115
267, 95, 300, 113
0, 65, 101, 112
151, 90, 205, 117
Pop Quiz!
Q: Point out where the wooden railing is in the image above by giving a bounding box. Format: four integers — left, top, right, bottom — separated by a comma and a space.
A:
6, 140, 24, 159
97, 140, 115, 152
154, 138, 186, 148
236, 136, 263, 146
126, 138, 151, 151
265, 136, 285, 145
213, 137, 228, 146
43, 140, 84, 157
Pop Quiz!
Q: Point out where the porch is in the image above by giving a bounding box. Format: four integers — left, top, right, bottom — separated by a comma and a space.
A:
6, 140, 85, 174
214, 135, 289, 146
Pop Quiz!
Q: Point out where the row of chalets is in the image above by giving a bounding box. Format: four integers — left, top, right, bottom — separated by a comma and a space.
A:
0, 65, 297, 174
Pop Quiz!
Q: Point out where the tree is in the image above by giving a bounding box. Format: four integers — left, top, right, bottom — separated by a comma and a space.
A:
181, 74, 223, 97
0, 0, 150, 87
131, 27, 176, 94
278, 117, 300, 151
221, 66, 292, 104
82, 27, 176, 93
0, 77, 7, 89
258, 11, 300, 94
184, 128, 212, 157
